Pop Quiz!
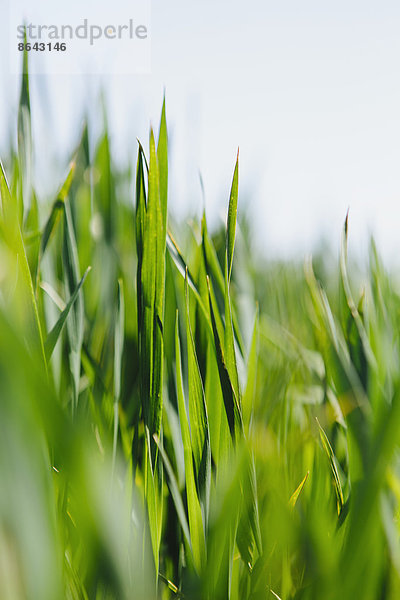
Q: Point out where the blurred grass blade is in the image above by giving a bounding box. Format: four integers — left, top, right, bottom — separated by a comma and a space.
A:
289, 471, 309, 508
44, 266, 91, 362
316, 418, 344, 516
243, 307, 259, 432
36, 162, 75, 289
112, 279, 124, 472
0, 159, 46, 368
340, 213, 377, 373
145, 442, 162, 578
62, 200, 84, 413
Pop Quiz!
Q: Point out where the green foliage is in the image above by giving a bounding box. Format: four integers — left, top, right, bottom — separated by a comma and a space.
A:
2, 55, 400, 600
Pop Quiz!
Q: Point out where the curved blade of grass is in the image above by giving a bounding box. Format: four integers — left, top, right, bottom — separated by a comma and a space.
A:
40, 282, 66, 311
36, 162, 76, 290
167, 232, 206, 314
44, 266, 91, 362
316, 418, 344, 516
289, 471, 309, 508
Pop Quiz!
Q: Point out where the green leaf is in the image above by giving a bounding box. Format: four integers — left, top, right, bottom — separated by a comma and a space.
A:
243, 307, 259, 433
44, 266, 91, 362
167, 231, 212, 335
224, 263, 240, 403
185, 271, 211, 521
113, 279, 124, 471
340, 213, 377, 376
36, 162, 75, 289
305, 258, 370, 479
226, 151, 239, 282
94, 130, 115, 242
207, 276, 243, 443
153, 433, 191, 552
62, 199, 84, 413
149, 128, 164, 445
289, 471, 309, 508
0, 159, 46, 369
157, 95, 168, 232
175, 313, 206, 573
145, 440, 162, 577
316, 419, 344, 516
201, 213, 245, 357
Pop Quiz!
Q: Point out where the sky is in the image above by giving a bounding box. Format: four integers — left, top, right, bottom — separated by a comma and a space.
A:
1, 0, 400, 261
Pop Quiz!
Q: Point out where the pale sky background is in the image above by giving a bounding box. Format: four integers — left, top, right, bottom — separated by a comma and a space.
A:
1, 0, 400, 260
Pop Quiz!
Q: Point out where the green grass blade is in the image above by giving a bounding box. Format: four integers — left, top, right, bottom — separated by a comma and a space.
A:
157, 95, 168, 232
0, 159, 46, 369
36, 162, 75, 289
185, 271, 211, 520
62, 200, 84, 413
139, 135, 157, 434
175, 313, 206, 573
243, 307, 259, 433
44, 266, 91, 362
112, 279, 124, 472
153, 433, 191, 551
207, 276, 243, 443
316, 419, 344, 515
340, 213, 377, 373
201, 212, 245, 357
145, 442, 162, 578
289, 471, 309, 508
226, 151, 239, 283
224, 263, 240, 403
150, 127, 164, 446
